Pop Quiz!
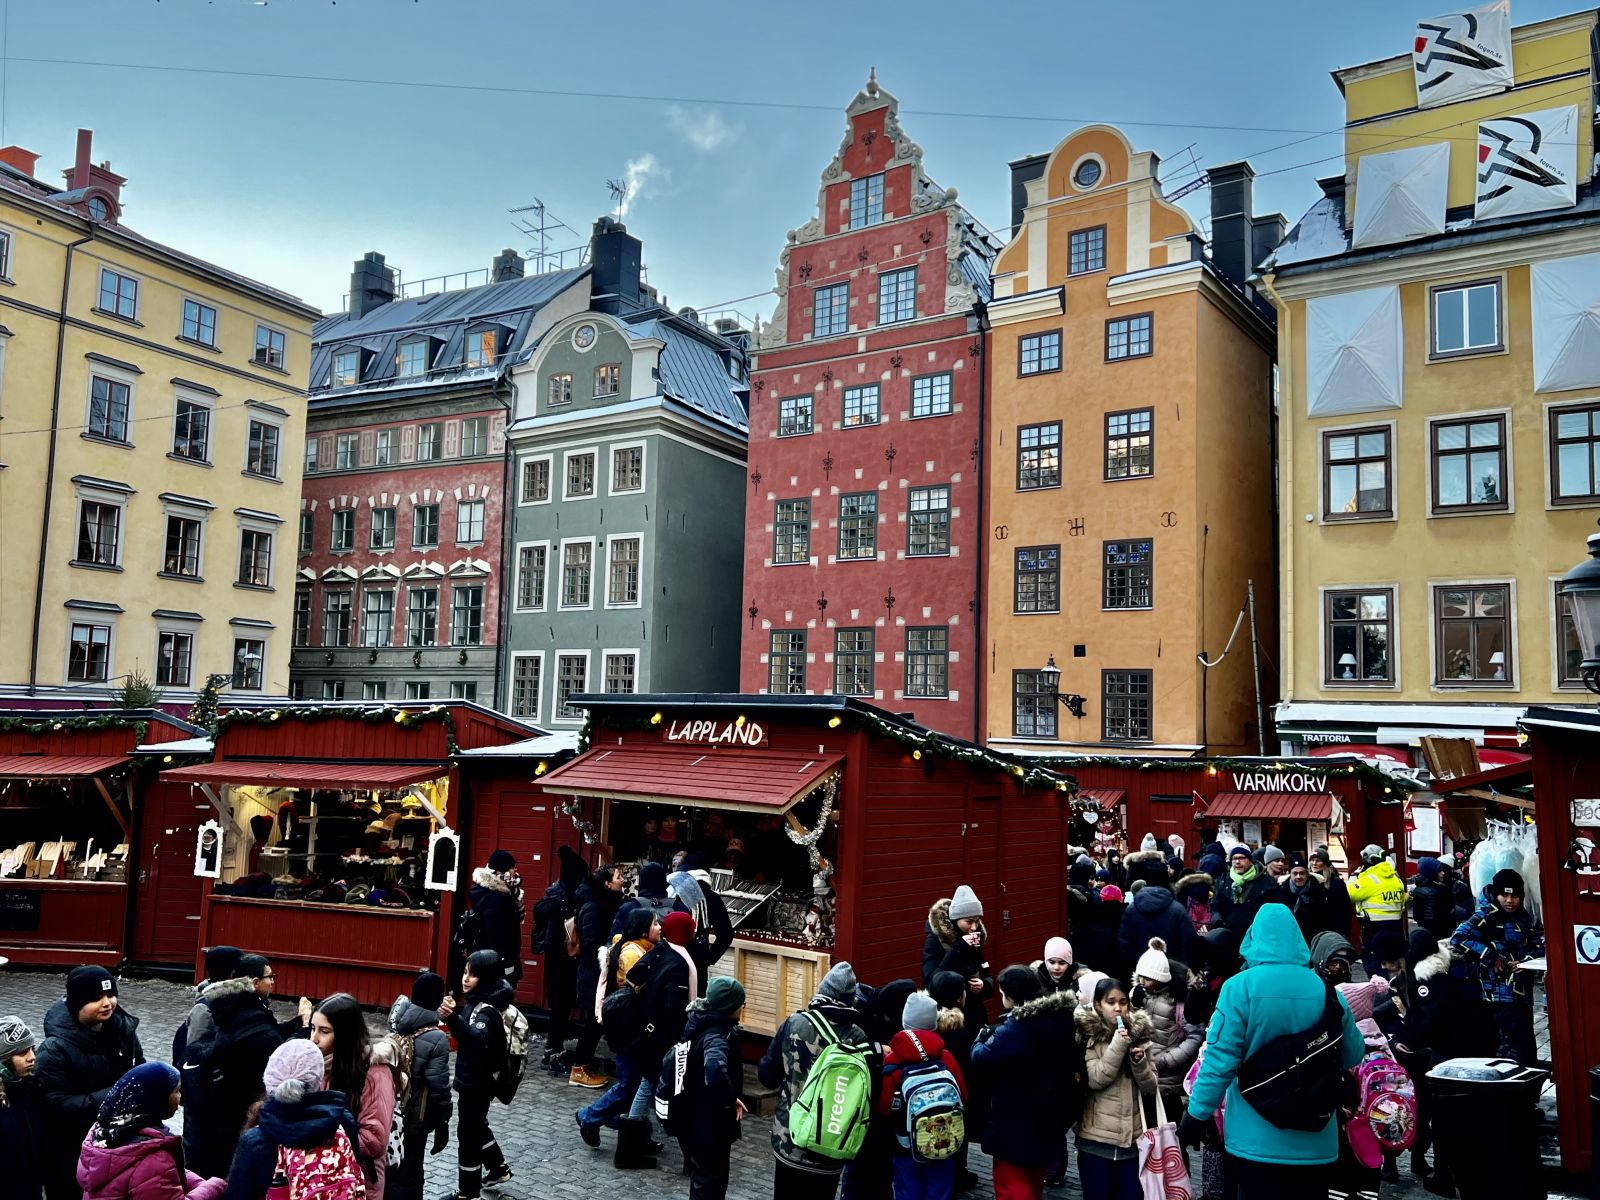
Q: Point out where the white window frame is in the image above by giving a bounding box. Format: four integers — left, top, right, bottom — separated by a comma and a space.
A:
508, 651, 545, 721
465, 328, 496, 369
1423, 406, 1515, 518
330, 508, 356, 553
396, 338, 429, 378
459, 416, 488, 457
449, 681, 478, 701
65, 614, 117, 684
369, 506, 397, 551
1427, 576, 1520, 693
362, 681, 387, 701
97, 266, 140, 321
562, 447, 599, 501
604, 533, 644, 609
332, 347, 360, 388
551, 649, 591, 725
455, 498, 486, 546
558, 536, 597, 611
404, 681, 431, 701
374, 428, 395, 465
84, 362, 138, 445
416, 422, 442, 462
519, 454, 554, 505
607, 441, 646, 495
0, 226, 13, 280
71, 478, 132, 569
512, 540, 550, 612
170, 388, 214, 464
334, 433, 359, 471
601, 647, 640, 695
361, 588, 396, 648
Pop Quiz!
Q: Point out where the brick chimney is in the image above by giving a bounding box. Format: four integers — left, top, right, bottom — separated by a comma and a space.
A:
0, 146, 39, 177
61, 129, 126, 222
491, 248, 525, 283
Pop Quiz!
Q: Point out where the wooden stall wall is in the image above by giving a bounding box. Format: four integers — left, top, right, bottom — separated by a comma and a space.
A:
464, 768, 562, 1007
0, 879, 126, 966
130, 779, 212, 965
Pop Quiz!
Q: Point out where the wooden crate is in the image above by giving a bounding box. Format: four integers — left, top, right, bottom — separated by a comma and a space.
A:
707, 937, 830, 1038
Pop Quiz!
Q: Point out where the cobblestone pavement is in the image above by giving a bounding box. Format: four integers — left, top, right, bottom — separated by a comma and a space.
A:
0, 967, 1575, 1200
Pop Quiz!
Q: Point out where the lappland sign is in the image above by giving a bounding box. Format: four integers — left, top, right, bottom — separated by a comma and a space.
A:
1229, 771, 1330, 794
663, 718, 769, 748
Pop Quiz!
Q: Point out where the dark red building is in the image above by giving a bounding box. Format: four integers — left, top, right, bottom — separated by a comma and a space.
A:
741, 73, 997, 740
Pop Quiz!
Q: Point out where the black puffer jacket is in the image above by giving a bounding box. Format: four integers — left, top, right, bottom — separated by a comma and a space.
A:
575, 879, 624, 1007
447, 980, 512, 1094
922, 898, 994, 1032
631, 941, 693, 1061
970, 991, 1085, 1168
468, 869, 524, 987
0, 1073, 45, 1200
34, 999, 144, 1200
680, 1001, 742, 1150
388, 996, 452, 1134
1410, 878, 1456, 940
193, 979, 286, 1176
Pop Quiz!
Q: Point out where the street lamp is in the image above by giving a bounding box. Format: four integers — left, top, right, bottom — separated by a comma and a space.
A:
1039, 655, 1087, 719
1560, 521, 1600, 697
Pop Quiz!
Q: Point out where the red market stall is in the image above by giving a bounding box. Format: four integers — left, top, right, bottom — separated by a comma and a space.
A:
537, 694, 1077, 1038
0, 709, 204, 967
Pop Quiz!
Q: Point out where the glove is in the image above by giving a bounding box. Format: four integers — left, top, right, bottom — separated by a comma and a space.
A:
1178, 1112, 1216, 1148
430, 1128, 449, 1156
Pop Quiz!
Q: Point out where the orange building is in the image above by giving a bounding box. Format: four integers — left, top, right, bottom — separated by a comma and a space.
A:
983, 127, 1280, 755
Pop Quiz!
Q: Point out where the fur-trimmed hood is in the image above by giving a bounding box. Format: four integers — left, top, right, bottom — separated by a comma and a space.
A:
1413, 946, 1454, 983
1174, 872, 1214, 897
1075, 1004, 1154, 1047
935, 1005, 965, 1036
471, 866, 510, 894
1124, 849, 1167, 868
199, 975, 257, 1004
926, 897, 987, 949
1004, 988, 1078, 1025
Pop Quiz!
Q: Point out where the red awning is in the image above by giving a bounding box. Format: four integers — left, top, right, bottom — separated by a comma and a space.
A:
1306, 744, 1413, 767
160, 760, 445, 789
0, 753, 127, 779
1207, 792, 1333, 821
1078, 787, 1127, 805
542, 744, 845, 814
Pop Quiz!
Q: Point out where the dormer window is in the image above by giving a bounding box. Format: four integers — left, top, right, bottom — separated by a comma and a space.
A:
465, 328, 496, 369
397, 339, 429, 378
87, 196, 109, 222
332, 348, 360, 388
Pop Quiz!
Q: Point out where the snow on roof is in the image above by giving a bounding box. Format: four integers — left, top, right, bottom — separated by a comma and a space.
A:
457, 732, 581, 758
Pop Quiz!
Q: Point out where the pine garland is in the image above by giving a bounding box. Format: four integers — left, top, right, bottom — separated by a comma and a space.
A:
214, 704, 461, 755
0, 715, 149, 743
1037, 753, 1420, 793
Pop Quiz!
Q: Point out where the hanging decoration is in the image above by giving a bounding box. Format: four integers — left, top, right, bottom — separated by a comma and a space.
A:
784, 773, 839, 868
559, 796, 599, 846
215, 704, 461, 755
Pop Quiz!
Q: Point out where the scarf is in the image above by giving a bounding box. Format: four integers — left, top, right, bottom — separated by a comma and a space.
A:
1229, 864, 1260, 903
498, 868, 526, 924
667, 941, 700, 1002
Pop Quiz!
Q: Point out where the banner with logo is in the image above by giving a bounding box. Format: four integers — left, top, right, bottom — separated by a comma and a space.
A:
1476, 105, 1579, 220
1414, 2, 1514, 108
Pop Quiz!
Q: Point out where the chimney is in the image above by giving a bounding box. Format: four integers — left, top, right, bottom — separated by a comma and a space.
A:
60, 129, 126, 222
1007, 152, 1049, 237
348, 251, 397, 319
0, 146, 39, 177
714, 316, 752, 354
589, 216, 643, 315
1206, 161, 1257, 286
491, 248, 524, 283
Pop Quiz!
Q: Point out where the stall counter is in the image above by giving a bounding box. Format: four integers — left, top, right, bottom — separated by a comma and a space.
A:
706, 936, 831, 1038
0, 878, 127, 967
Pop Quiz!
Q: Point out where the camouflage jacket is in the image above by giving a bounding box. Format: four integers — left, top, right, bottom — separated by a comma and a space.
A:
756, 999, 879, 1173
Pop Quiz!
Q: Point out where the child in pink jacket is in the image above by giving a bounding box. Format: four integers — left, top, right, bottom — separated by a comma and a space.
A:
77, 1062, 225, 1200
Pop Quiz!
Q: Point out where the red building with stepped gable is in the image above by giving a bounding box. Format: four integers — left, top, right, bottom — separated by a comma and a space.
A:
740, 72, 998, 740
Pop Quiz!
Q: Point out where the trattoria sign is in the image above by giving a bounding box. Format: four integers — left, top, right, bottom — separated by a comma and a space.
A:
664, 718, 769, 748
1230, 771, 1330, 794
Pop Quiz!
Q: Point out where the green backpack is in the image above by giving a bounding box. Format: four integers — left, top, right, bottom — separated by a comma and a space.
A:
789, 1010, 873, 1161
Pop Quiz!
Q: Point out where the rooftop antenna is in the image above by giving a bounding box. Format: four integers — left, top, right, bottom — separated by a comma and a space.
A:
509, 198, 585, 273
606, 178, 628, 221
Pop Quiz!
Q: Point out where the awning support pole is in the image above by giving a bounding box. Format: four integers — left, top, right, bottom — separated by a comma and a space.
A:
92, 776, 130, 841
197, 783, 227, 820
403, 785, 448, 828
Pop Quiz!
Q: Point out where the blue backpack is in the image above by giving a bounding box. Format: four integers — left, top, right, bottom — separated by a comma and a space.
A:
893, 1031, 965, 1164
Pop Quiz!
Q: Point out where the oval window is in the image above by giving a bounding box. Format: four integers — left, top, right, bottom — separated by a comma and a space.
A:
1074, 160, 1102, 189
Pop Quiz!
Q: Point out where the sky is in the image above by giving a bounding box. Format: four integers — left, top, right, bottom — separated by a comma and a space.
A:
0, 0, 1584, 324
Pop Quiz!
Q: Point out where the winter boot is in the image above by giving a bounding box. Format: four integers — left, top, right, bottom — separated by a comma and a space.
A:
439, 1167, 480, 1200
613, 1118, 660, 1170
482, 1163, 514, 1189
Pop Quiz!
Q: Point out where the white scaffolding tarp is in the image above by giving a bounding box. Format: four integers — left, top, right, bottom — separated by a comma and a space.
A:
1532, 252, 1600, 393
1476, 105, 1580, 221
1307, 287, 1404, 417
1352, 143, 1450, 249
1414, 2, 1514, 108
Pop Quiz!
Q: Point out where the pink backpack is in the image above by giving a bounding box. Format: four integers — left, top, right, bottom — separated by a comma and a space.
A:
266, 1127, 367, 1200
1347, 1053, 1416, 1169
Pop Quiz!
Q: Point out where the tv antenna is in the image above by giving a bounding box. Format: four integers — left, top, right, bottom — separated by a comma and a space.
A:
606, 178, 628, 220
508, 198, 585, 274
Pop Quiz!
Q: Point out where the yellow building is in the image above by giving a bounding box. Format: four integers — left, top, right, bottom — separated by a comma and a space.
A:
984, 126, 1279, 756
1263, 8, 1600, 756
0, 131, 317, 701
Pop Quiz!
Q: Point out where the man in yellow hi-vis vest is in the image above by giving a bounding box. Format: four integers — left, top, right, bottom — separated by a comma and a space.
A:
1347, 844, 1406, 975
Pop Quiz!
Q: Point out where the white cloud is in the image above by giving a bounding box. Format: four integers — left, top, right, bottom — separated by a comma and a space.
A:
667, 104, 741, 153
614, 153, 669, 220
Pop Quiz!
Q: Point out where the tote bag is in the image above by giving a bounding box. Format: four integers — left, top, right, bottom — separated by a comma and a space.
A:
1138, 1089, 1192, 1200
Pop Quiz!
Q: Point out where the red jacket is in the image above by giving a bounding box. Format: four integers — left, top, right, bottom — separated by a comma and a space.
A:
874, 1028, 967, 1116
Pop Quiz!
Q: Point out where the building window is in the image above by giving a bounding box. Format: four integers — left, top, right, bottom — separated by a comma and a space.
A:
374, 430, 394, 465
907, 485, 951, 556
516, 545, 547, 609
363, 681, 387, 701
1019, 331, 1062, 376
335, 434, 357, 470
521, 458, 551, 503
370, 507, 396, 550
163, 515, 202, 577
1550, 402, 1600, 505
1013, 671, 1057, 739
412, 504, 439, 548
330, 509, 355, 552
1103, 539, 1153, 609
769, 631, 806, 694
181, 299, 216, 347
450, 681, 477, 701
332, 349, 359, 387
566, 452, 596, 498
0, 229, 9, 278
245, 420, 280, 478
156, 631, 193, 687
1103, 670, 1153, 741
1106, 313, 1153, 361
778, 395, 813, 437
362, 590, 394, 647
404, 681, 430, 700
293, 589, 311, 646
304, 439, 319, 475
1069, 227, 1106, 275
232, 638, 265, 690
547, 373, 573, 407
1435, 583, 1512, 684
455, 499, 485, 545
608, 537, 640, 606
321, 680, 344, 701
878, 267, 917, 325
837, 492, 877, 560
98, 268, 138, 319
253, 325, 286, 370
1431, 279, 1502, 358
172, 399, 210, 461
1015, 545, 1060, 613
88, 376, 131, 442
1017, 422, 1062, 490
604, 653, 637, 695
594, 362, 621, 397
76, 501, 121, 566
1558, 581, 1585, 687
849, 173, 884, 229
465, 329, 495, 369
1323, 426, 1392, 520
510, 655, 542, 718
556, 654, 588, 718
812, 283, 848, 338
843, 385, 880, 428
835, 629, 874, 696
774, 499, 811, 565
1105, 408, 1154, 480
1325, 589, 1393, 685
288, 680, 307, 700
459, 417, 487, 457
905, 627, 949, 698
67, 623, 111, 682
911, 373, 952, 419
1431, 415, 1507, 512
396, 340, 428, 378
612, 445, 643, 492
323, 590, 352, 647
451, 585, 484, 646
407, 588, 438, 646
416, 423, 441, 462
561, 542, 592, 607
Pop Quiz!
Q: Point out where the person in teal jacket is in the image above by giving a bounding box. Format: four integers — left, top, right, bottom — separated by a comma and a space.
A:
1181, 904, 1363, 1200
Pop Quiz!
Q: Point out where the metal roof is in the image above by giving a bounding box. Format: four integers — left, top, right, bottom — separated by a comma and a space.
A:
0, 753, 129, 779
541, 743, 844, 815
621, 311, 749, 434
161, 759, 446, 789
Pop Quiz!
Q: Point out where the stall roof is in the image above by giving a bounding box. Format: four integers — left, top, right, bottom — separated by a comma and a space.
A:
541, 743, 845, 815
1078, 787, 1128, 805
1207, 792, 1333, 821
160, 760, 445, 789
0, 753, 128, 779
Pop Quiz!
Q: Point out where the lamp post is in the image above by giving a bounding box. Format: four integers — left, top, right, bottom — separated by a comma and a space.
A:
1039, 655, 1087, 720
1559, 521, 1600, 697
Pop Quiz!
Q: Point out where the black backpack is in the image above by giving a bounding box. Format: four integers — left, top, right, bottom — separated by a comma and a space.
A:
453, 905, 483, 964
1236, 981, 1347, 1132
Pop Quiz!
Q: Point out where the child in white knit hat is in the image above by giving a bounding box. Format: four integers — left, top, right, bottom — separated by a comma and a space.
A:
1132, 937, 1203, 1112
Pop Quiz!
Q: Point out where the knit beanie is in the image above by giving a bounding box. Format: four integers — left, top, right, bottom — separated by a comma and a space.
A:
902, 991, 939, 1032
1406, 929, 1440, 973
486, 849, 516, 872
264, 1038, 327, 1103
1129, 880, 1146, 894
662, 911, 696, 947
705, 977, 745, 1018
947, 885, 983, 922
0, 1016, 35, 1061
1229, 845, 1254, 866
411, 971, 446, 1011
1417, 857, 1442, 881
1262, 846, 1285, 865
637, 861, 668, 898
203, 945, 243, 983
816, 961, 858, 1004
66, 965, 117, 1012
1370, 926, 1407, 965
1076, 970, 1109, 1010
1099, 884, 1123, 902
1491, 868, 1525, 899
557, 845, 586, 888
998, 964, 1042, 1005
1199, 855, 1225, 878
1043, 936, 1073, 965
1068, 861, 1093, 887
928, 970, 966, 1009
1309, 845, 1332, 866
1140, 833, 1159, 853
1135, 936, 1172, 983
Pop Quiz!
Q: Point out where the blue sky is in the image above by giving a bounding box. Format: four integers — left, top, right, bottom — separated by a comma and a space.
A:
1, 0, 1583, 321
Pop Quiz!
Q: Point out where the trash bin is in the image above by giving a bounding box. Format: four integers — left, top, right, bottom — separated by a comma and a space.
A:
1428, 1057, 1548, 1200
